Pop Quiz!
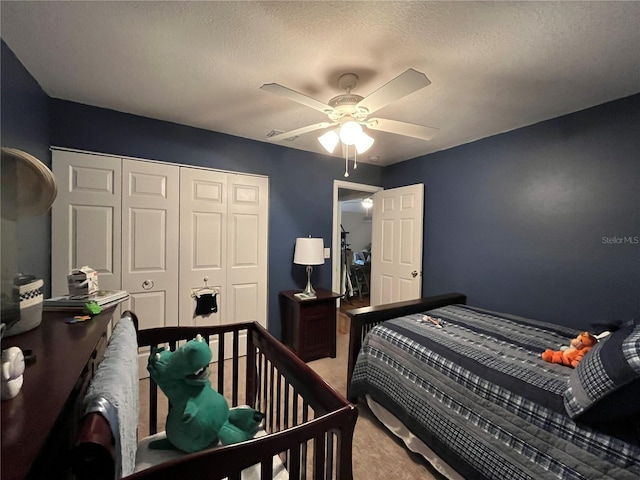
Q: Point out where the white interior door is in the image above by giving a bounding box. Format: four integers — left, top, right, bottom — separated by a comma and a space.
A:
370, 184, 424, 306
226, 174, 268, 328
121, 159, 179, 375
51, 150, 122, 295
179, 167, 227, 327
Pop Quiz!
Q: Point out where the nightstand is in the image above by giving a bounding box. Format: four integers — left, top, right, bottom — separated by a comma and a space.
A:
279, 288, 341, 362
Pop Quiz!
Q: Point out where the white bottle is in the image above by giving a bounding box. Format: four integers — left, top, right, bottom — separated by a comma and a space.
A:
1, 346, 25, 400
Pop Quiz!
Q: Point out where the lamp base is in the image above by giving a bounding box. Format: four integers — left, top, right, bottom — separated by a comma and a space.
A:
302, 265, 316, 297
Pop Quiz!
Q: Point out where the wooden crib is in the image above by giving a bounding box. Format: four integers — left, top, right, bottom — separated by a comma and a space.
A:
73, 312, 357, 480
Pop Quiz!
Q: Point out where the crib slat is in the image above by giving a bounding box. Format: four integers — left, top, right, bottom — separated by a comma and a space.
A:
261, 355, 267, 413
314, 434, 326, 480
232, 330, 240, 406
246, 333, 257, 408
149, 343, 158, 435
268, 362, 275, 432
288, 442, 301, 479
217, 332, 225, 395
275, 371, 282, 431
301, 439, 308, 480
284, 380, 291, 430
261, 459, 273, 480
292, 392, 299, 427
326, 432, 335, 480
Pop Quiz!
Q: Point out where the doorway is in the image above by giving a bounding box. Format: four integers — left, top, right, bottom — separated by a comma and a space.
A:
331, 180, 382, 310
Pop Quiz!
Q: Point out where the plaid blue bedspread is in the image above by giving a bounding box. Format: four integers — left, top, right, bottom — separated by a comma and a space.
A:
350, 305, 640, 480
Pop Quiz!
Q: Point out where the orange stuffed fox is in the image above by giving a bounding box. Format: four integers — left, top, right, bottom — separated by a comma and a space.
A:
541, 332, 598, 368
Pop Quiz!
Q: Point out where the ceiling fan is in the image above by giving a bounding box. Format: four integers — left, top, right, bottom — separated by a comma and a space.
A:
260, 68, 438, 174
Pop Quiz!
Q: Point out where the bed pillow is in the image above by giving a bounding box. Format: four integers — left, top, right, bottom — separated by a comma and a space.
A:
564, 322, 640, 423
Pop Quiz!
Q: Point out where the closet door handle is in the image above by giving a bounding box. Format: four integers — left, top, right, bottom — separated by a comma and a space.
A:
411, 271, 418, 278
142, 279, 154, 290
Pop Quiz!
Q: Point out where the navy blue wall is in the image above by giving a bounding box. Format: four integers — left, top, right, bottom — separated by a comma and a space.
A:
383, 95, 640, 329
49, 99, 383, 337
1, 39, 51, 293
4, 37, 638, 334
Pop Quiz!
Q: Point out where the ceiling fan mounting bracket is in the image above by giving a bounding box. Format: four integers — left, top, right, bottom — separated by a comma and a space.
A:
328, 93, 367, 122
337, 73, 359, 93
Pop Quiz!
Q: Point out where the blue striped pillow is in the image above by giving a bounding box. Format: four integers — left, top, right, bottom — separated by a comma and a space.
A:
564, 322, 640, 422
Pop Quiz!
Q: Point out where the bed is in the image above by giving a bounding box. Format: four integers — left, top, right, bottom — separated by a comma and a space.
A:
347, 293, 640, 480
73, 312, 357, 480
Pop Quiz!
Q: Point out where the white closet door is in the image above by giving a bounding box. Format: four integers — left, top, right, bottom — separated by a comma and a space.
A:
121, 160, 179, 331
179, 168, 227, 327
226, 174, 268, 328
51, 151, 122, 295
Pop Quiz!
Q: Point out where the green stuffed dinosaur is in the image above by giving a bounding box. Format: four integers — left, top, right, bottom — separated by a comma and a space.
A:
147, 334, 263, 453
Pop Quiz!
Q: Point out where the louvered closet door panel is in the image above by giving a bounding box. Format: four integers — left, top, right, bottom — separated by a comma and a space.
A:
121, 160, 179, 331
226, 174, 269, 328
51, 150, 122, 295
179, 168, 227, 328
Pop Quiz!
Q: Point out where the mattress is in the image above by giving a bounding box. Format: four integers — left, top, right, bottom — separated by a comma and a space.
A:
135, 429, 288, 479
350, 304, 640, 480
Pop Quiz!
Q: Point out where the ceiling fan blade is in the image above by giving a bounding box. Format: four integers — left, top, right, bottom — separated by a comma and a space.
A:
356, 69, 431, 114
367, 118, 439, 141
261, 83, 335, 115
266, 122, 334, 142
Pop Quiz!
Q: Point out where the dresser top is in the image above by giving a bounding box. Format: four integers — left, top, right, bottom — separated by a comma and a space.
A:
1, 308, 115, 480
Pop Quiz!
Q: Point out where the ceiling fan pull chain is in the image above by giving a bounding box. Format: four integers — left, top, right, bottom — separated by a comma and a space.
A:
353, 149, 358, 170
344, 145, 349, 177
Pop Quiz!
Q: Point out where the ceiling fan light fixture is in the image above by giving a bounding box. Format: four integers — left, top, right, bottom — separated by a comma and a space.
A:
354, 131, 374, 154
262, 68, 436, 171
318, 130, 340, 153
339, 120, 362, 145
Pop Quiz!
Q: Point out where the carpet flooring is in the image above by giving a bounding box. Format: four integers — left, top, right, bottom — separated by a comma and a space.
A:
308, 310, 442, 480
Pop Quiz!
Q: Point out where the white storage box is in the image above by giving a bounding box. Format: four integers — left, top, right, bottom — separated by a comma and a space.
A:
68, 266, 99, 296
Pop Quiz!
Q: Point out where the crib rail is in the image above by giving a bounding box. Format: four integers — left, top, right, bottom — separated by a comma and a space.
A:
126, 412, 353, 480
74, 317, 357, 480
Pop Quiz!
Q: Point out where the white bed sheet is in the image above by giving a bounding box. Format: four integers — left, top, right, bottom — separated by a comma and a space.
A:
134, 429, 288, 480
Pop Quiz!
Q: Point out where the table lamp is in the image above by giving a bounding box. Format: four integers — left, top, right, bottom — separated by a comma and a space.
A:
293, 237, 325, 296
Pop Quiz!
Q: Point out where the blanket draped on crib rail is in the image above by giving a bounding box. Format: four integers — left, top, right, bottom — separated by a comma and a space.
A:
84, 315, 139, 478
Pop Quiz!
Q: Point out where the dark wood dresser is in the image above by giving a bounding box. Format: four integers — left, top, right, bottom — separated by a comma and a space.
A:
1, 307, 117, 480
279, 288, 341, 362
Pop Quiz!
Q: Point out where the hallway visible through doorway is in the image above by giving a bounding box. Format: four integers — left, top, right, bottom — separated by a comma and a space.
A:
333, 179, 382, 311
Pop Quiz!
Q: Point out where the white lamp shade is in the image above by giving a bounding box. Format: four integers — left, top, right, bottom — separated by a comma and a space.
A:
293, 237, 325, 265
318, 130, 339, 153
355, 131, 374, 154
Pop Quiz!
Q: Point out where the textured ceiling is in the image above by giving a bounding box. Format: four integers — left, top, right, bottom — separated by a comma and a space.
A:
2, 1, 639, 166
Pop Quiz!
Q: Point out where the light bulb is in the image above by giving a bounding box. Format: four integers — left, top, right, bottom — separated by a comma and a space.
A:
361, 197, 373, 209
339, 121, 363, 145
